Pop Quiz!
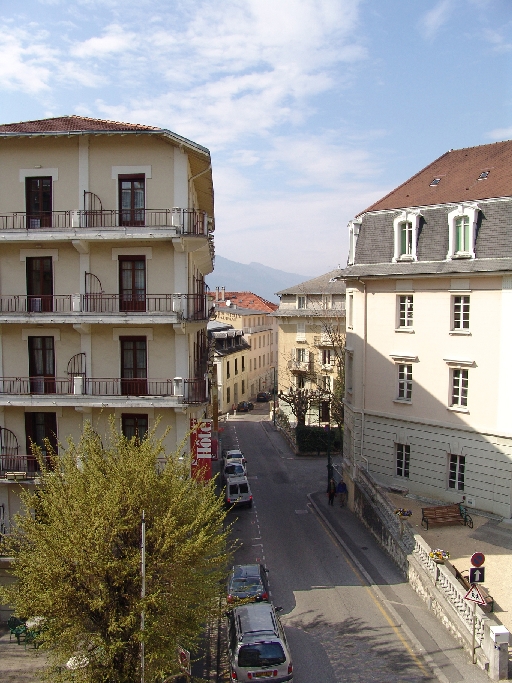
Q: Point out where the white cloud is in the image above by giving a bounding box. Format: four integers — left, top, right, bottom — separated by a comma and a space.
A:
0, 28, 56, 93
486, 125, 512, 140
419, 0, 455, 40
70, 24, 138, 58
483, 28, 512, 53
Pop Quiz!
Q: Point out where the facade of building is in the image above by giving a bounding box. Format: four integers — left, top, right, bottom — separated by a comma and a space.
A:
213, 290, 278, 404
208, 320, 250, 414
274, 271, 346, 425
0, 115, 214, 530
341, 140, 512, 518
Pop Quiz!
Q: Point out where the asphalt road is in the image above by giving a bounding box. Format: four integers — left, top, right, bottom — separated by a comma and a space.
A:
219, 416, 490, 683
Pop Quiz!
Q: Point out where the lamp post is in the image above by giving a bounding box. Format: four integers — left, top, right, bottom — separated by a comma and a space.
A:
325, 424, 333, 486
272, 366, 277, 427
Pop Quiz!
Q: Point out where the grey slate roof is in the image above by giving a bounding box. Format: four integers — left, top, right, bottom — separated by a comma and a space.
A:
276, 269, 346, 296
339, 257, 512, 279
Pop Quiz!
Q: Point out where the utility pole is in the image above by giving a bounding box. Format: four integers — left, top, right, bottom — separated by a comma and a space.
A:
141, 510, 146, 683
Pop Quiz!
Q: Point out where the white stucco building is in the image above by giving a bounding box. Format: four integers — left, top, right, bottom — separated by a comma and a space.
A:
340, 140, 512, 518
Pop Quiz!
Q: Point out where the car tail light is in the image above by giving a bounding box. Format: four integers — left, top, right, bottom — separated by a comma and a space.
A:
262, 592, 268, 600
288, 663, 293, 675
227, 595, 233, 603
273, 670, 278, 676
231, 670, 238, 680
249, 495, 253, 501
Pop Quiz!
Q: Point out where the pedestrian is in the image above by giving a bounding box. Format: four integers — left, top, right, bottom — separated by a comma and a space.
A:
327, 478, 336, 506
336, 478, 348, 507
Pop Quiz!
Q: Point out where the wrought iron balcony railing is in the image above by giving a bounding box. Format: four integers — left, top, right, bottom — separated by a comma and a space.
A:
0, 208, 212, 235
0, 294, 211, 320
0, 454, 50, 479
287, 360, 314, 373
0, 377, 207, 403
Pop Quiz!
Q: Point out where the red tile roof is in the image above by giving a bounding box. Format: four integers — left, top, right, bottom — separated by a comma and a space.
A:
0, 115, 160, 134
214, 291, 278, 312
362, 139, 512, 213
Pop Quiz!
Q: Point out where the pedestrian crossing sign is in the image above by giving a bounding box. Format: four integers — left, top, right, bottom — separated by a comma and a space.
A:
464, 584, 486, 606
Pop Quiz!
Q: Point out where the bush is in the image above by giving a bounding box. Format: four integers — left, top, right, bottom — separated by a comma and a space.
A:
295, 425, 342, 453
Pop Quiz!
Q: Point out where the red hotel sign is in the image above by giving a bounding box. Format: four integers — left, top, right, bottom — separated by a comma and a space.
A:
190, 419, 212, 481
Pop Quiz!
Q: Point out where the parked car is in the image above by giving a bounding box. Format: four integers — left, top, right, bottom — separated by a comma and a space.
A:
256, 392, 270, 402
223, 448, 247, 464
227, 602, 293, 682
224, 475, 253, 508
227, 564, 270, 604
222, 462, 247, 484
237, 401, 251, 412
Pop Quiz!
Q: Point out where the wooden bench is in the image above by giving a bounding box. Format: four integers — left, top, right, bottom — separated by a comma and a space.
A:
452, 564, 494, 613
421, 503, 473, 530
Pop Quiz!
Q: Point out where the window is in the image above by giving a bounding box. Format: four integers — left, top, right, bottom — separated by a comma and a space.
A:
258, 337, 261, 348
448, 454, 465, 490
451, 368, 468, 408
241, 380, 245, 394
122, 414, 148, 442
120, 337, 147, 395
297, 296, 306, 309
397, 295, 413, 329
347, 293, 354, 329
242, 356, 245, 371
296, 322, 306, 342
249, 359, 252, 371
397, 364, 412, 401
258, 356, 261, 368
396, 444, 410, 478
296, 348, 306, 363
234, 358, 238, 375
26, 177, 52, 228
322, 349, 333, 365
26, 256, 53, 312
25, 412, 58, 459
28, 336, 55, 393
477, 171, 489, 180
297, 375, 305, 389
226, 387, 230, 404
430, 178, 441, 186
119, 174, 145, 226
447, 204, 478, 259
227, 361, 230, 379
322, 376, 331, 391
393, 211, 421, 262
453, 295, 470, 330
119, 257, 146, 311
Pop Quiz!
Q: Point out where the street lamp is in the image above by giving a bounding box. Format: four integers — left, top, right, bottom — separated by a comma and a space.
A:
272, 366, 277, 427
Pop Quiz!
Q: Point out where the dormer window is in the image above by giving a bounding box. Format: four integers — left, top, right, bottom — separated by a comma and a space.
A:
447, 204, 479, 260
392, 211, 421, 263
430, 178, 441, 186
347, 219, 362, 265
477, 171, 489, 180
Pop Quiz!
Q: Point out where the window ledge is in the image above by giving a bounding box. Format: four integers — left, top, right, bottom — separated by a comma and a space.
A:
397, 254, 416, 262
451, 252, 474, 260
393, 399, 412, 405
449, 330, 471, 336
395, 327, 415, 333
448, 406, 469, 414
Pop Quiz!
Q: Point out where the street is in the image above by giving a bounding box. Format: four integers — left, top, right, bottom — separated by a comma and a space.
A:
219, 416, 490, 683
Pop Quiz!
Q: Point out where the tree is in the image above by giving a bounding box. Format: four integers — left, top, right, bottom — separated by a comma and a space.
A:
0, 421, 230, 683
278, 387, 329, 427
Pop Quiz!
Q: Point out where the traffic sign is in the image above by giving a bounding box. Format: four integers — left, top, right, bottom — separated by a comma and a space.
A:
469, 567, 485, 584
464, 584, 486, 606
471, 552, 485, 568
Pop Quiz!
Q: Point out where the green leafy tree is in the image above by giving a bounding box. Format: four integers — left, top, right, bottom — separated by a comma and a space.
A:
0, 421, 230, 683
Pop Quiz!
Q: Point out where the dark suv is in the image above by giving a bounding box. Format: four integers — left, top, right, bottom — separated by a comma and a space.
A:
256, 392, 270, 402
227, 564, 270, 604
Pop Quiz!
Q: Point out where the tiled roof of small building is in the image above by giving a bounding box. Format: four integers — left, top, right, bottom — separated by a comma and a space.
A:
276, 269, 346, 296
214, 292, 278, 312
0, 115, 160, 133
362, 140, 512, 213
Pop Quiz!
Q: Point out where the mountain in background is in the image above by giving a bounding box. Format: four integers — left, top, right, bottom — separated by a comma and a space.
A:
206, 255, 313, 303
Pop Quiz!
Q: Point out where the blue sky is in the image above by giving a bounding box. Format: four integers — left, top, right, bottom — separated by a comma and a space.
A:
1, 0, 511, 275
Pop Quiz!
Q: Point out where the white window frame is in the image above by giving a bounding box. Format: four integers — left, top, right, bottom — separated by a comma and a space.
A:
397, 294, 414, 329
347, 292, 354, 329
451, 294, 470, 331
448, 453, 465, 491
296, 322, 306, 342
395, 443, 410, 478
392, 211, 421, 262
397, 363, 412, 402
447, 204, 479, 260
450, 367, 469, 409
347, 219, 361, 265
297, 295, 306, 310
296, 347, 306, 363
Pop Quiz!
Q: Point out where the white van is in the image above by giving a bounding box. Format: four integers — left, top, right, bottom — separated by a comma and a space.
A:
224, 475, 253, 508
227, 602, 293, 682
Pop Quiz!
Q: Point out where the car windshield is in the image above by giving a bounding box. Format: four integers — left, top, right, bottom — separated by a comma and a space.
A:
238, 642, 286, 667
225, 464, 244, 475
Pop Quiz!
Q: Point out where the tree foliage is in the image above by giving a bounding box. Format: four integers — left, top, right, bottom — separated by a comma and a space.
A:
278, 387, 329, 427
0, 420, 230, 683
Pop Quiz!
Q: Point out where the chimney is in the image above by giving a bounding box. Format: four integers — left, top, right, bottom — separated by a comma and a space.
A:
221, 287, 225, 301
215, 287, 219, 302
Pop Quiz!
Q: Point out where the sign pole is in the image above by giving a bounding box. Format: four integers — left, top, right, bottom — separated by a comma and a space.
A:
472, 600, 476, 664
141, 510, 146, 683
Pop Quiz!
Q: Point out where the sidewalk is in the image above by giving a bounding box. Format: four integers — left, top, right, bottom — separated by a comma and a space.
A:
385, 491, 512, 633
0, 626, 46, 682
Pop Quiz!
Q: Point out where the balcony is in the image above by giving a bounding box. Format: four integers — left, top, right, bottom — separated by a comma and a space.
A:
0, 208, 212, 235
0, 377, 208, 405
0, 293, 212, 322
0, 455, 49, 481
287, 360, 314, 374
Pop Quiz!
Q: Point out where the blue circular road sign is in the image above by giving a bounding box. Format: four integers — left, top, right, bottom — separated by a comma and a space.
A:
471, 552, 485, 568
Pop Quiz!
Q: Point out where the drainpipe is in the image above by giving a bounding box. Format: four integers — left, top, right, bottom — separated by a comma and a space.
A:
356, 278, 367, 480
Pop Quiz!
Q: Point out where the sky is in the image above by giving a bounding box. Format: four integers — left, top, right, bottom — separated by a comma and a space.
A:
0, 0, 511, 276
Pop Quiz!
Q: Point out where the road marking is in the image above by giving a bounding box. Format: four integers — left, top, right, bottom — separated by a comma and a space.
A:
310, 502, 430, 678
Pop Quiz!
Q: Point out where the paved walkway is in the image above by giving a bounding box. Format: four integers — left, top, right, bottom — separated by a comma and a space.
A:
0, 626, 47, 682
384, 491, 512, 633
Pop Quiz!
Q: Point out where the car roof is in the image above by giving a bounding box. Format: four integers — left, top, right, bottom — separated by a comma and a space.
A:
226, 474, 249, 483
236, 603, 277, 637
232, 564, 262, 578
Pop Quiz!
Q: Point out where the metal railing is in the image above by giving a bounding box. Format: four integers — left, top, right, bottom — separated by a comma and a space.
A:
0, 454, 49, 479
287, 360, 314, 373
0, 294, 211, 320
0, 208, 211, 235
0, 377, 208, 402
